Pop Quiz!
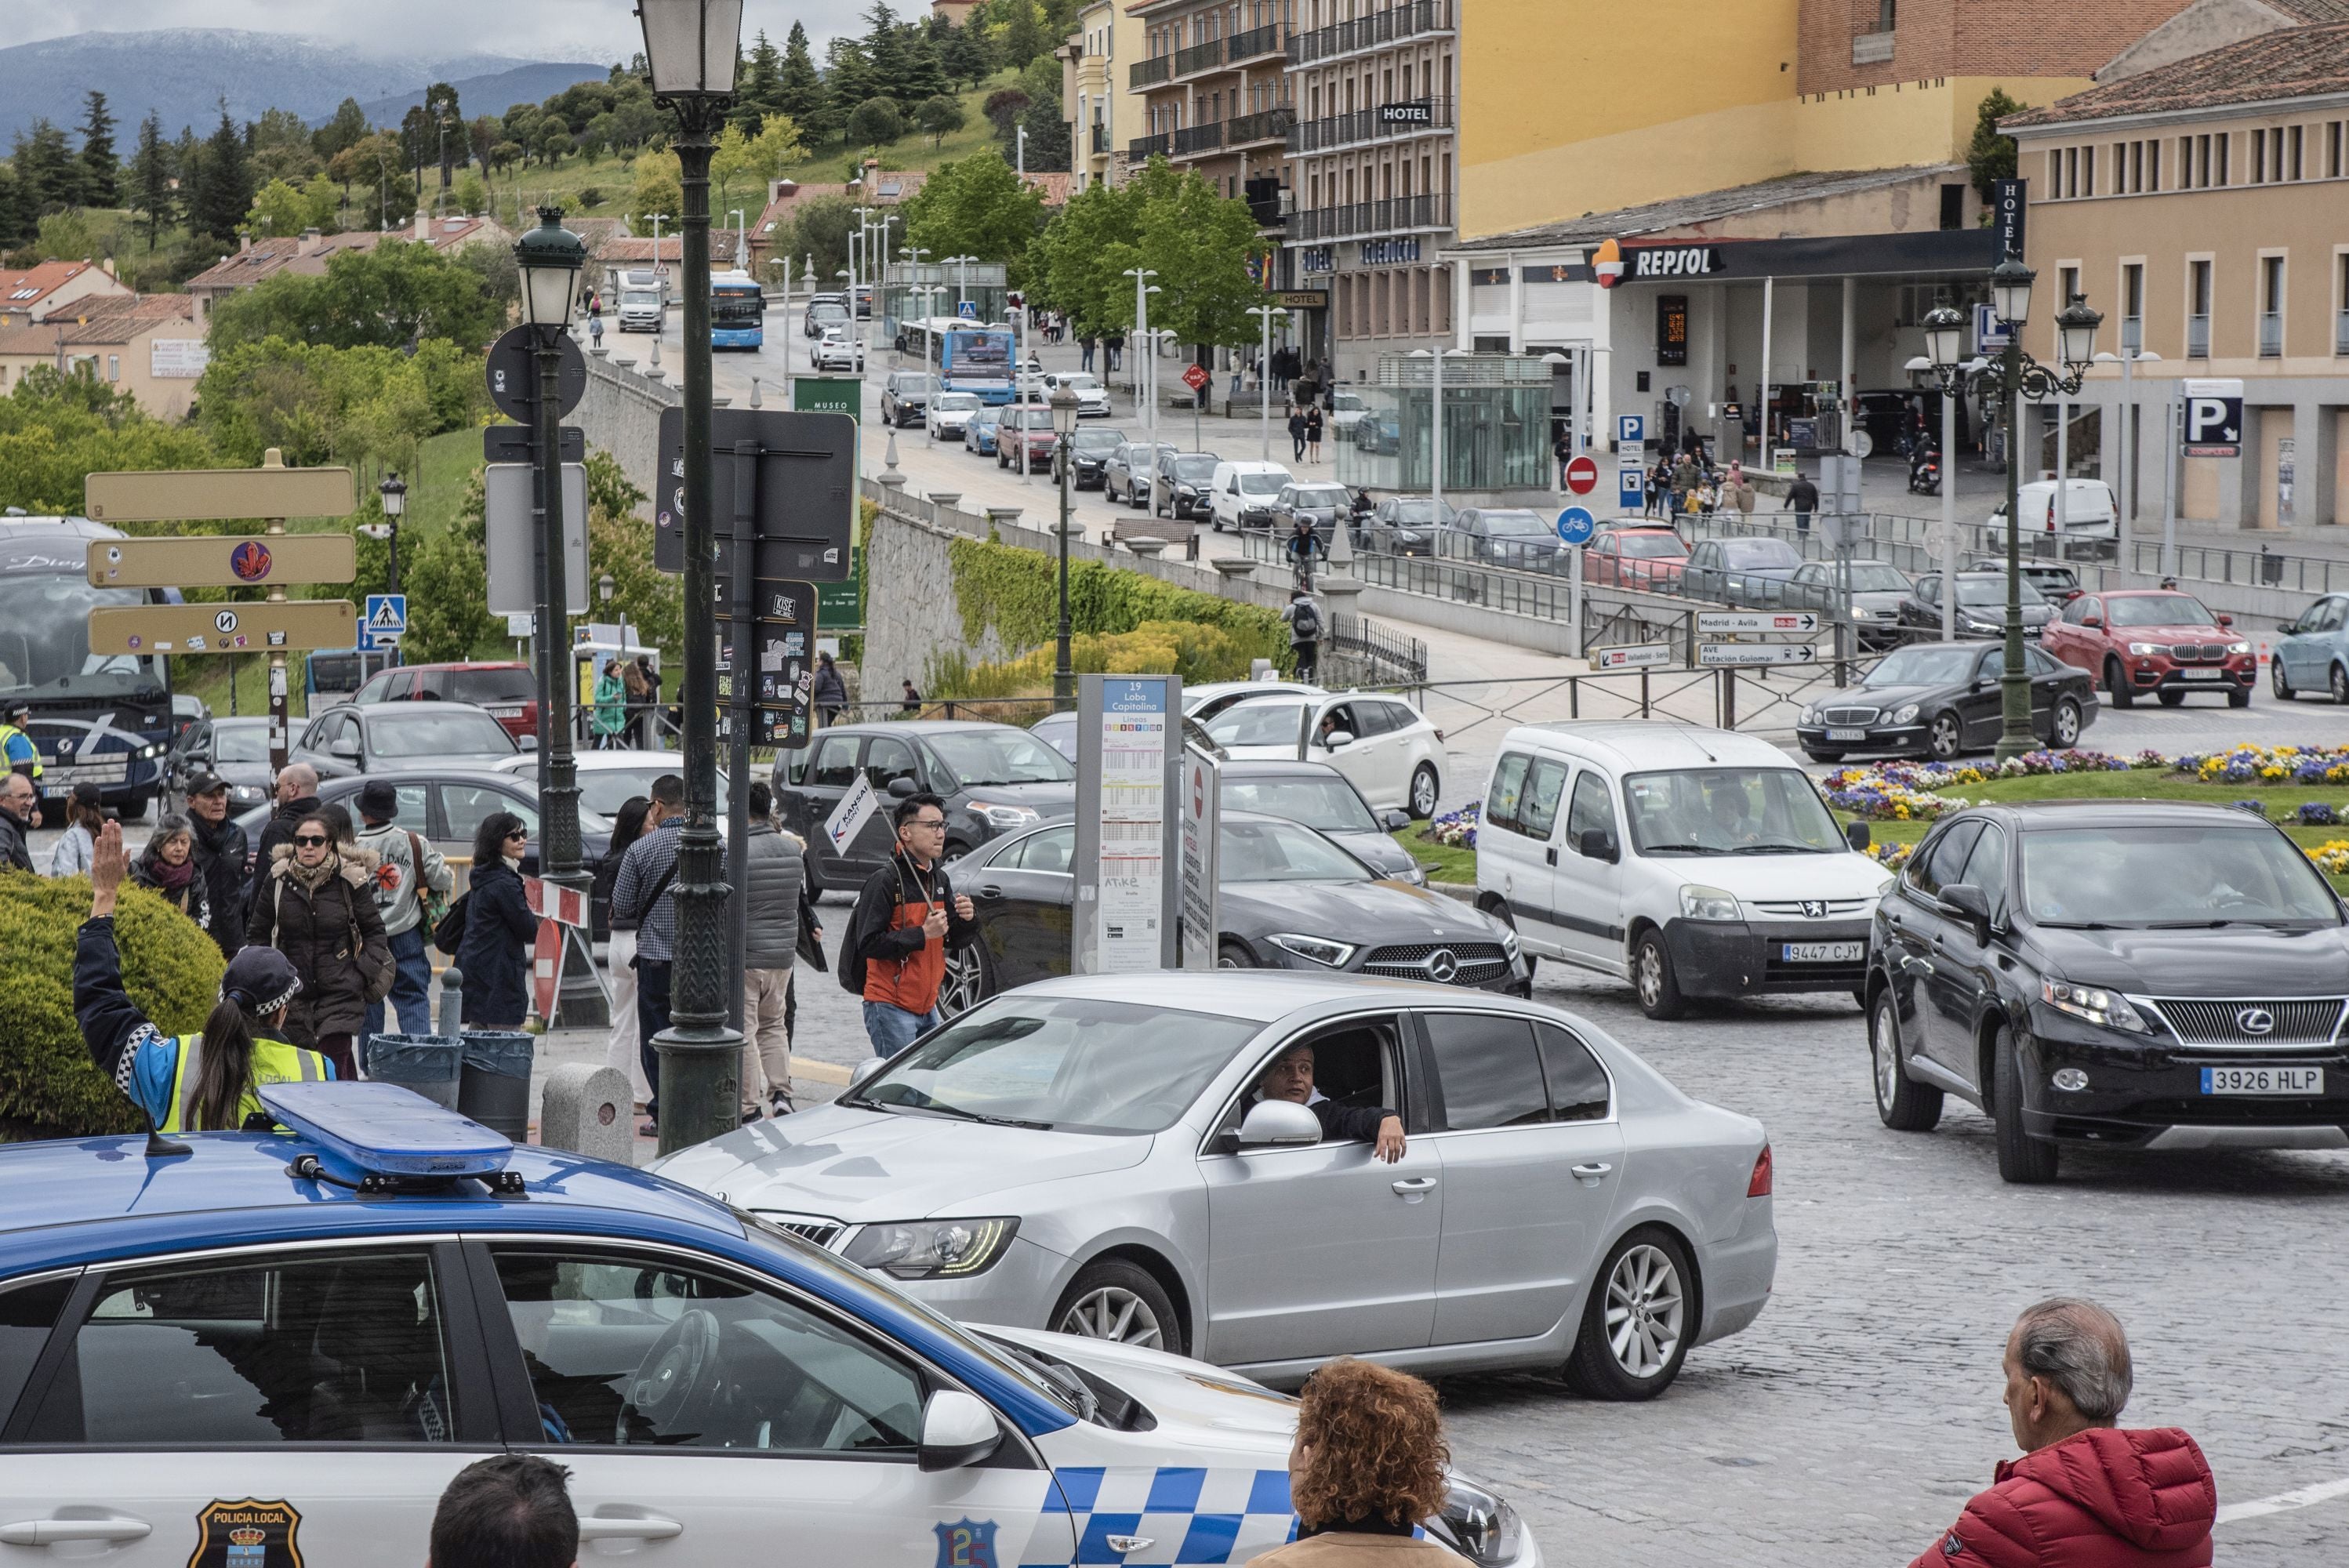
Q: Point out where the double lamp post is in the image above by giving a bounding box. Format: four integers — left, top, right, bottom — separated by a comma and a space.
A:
1918, 260, 2101, 764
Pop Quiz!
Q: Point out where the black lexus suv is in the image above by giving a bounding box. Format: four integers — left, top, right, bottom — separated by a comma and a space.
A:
1864, 800, 2349, 1183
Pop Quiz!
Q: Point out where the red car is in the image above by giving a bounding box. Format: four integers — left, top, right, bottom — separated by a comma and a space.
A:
2039, 589, 2253, 709
1585, 526, 1689, 592
350, 661, 540, 739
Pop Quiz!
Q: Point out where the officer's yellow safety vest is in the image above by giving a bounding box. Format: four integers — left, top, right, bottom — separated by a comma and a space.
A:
0, 723, 40, 781
162, 1032, 332, 1133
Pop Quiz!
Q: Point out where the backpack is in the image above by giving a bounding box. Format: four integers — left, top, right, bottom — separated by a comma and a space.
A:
432, 891, 470, 956
837, 861, 905, 996
1289, 600, 1323, 642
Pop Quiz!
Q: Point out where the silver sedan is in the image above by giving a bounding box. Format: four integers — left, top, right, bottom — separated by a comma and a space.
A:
653, 972, 1776, 1400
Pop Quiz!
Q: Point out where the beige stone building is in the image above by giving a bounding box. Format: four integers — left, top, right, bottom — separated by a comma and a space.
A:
1127, 0, 1293, 216
1064, 0, 1122, 193
0, 259, 134, 330
0, 295, 205, 419
185, 213, 514, 331
2005, 19, 2349, 528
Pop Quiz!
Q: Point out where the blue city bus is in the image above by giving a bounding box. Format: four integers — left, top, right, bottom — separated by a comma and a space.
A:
904, 317, 1016, 403
710, 271, 764, 350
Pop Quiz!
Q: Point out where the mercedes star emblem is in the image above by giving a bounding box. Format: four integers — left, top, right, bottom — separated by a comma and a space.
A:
1426, 949, 1459, 983
2236, 1007, 2276, 1035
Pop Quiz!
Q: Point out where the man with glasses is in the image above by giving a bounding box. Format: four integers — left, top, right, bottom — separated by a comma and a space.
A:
0, 771, 38, 871
847, 792, 981, 1057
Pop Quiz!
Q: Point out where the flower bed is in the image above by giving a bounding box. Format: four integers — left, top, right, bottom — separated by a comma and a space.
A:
2174, 744, 2349, 786
1426, 803, 1478, 850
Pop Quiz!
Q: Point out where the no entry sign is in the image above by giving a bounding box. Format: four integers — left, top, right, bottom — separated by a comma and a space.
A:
1564, 455, 1599, 495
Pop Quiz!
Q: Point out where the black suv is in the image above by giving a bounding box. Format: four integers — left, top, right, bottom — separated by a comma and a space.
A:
1864, 800, 2349, 1183
1064, 425, 1127, 488
1153, 451, 1224, 518
880, 371, 936, 427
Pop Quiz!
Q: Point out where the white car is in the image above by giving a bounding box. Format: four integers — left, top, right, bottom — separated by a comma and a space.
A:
1989, 477, 2117, 553
812, 328, 866, 372
927, 390, 982, 440
1043, 370, 1114, 417
495, 747, 730, 818
1329, 389, 1369, 433
1475, 722, 1892, 1019
1207, 461, 1295, 532
1200, 689, 1443, 818
1182, 678, 1326, 723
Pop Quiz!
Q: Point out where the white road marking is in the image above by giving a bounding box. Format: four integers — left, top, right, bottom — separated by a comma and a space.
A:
2217, 1475, 2349, 1524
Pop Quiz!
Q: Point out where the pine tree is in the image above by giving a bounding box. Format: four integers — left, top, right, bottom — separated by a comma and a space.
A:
731, 31, 787, 132
11, 121, 84, 213
78, 91, 119, 208
174, 126, 205, 238
941, 16, 994, 91
777, 24, 830, 137
824, 38, 877, 140
423, 83, 463, 190
895, 24, 951, 106
192, 107, 252, 240
313, 98, 372, 163
1002, 0, 1045, 71
0, 165, 32, 251
130, 113, 173, 248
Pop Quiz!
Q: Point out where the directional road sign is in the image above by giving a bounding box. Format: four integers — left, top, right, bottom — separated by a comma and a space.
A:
85, 464, 354, 524
486, 326, 587, 424
1564, 455, 1599, 495
85, 533, 354, 590
1698, 641, 1818, 667
89, 600, 356, 655
1588, 643, 1677, 671
2182, 378, 2245, 458
1696, 610, 1822, 635
1555, 506, 1596, 546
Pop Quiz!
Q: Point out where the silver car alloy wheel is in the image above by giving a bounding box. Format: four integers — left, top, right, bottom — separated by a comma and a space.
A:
1636, 943, 1664, 1009
937, 950, 985, 1018
1410, 766, 1438, 817
1057, 1287, 1166, 1348
1603, 1243, 1684, 1379
1930, 713, 1962, 760
1872, 997, 1901, 1109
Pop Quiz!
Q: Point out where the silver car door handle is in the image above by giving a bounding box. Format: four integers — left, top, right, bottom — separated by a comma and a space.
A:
1571, 1163, 1614, 1179
1392, 1176, 1437, 1193
0, 1518, 154, 1546
1106, 1537, 1156, 1555
577, 1514, 685, 1541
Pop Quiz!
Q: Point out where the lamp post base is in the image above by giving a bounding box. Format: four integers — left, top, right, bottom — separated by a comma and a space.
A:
652, 1024, 746, 1155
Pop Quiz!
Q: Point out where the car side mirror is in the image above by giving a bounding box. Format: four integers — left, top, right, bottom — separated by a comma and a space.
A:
2080, 615, 2102, 629
1380, 808, 1413, 832
1322, 730, 1354, 750
1236, 1098, 1322, 1149
1937, 880, 1992, 937
886, 776, 917, 799
1845, 821, 1872, 851
918, 1389, 1002, 1473
329, 737, 361, 760
2216, 613, 2233, 628
1575, 828, 1617, 863
515, 733, 539, 752
848, 1057, 888, 1091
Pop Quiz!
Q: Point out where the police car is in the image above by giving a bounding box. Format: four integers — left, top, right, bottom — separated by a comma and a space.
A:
0, 1083, 1538, 1568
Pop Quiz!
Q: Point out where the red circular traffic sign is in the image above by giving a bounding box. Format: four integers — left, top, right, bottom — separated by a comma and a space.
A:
1564, 455, 1599, 495
1182, 363, 1211, 391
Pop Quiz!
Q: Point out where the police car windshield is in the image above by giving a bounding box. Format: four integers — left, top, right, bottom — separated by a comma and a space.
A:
0, 576, 145, 690
846, 996, 1261, 1134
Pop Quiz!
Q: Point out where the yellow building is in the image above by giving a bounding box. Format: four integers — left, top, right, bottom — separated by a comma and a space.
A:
1064, 0, 1120, 192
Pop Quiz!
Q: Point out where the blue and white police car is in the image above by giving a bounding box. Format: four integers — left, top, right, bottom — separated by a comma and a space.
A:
0, 1083, 1538, 1568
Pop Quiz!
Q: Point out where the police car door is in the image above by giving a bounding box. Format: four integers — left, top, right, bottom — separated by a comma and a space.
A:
473, 1243, 1076, 1567
0, 1241, 501, 1567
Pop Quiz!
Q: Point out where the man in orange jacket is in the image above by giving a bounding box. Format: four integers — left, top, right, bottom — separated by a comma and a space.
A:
848, 791, 981, 1057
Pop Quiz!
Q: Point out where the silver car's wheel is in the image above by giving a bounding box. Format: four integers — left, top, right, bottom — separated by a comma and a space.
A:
1603, 1243, 1685, 1379
1057, 1286, 1167, 1348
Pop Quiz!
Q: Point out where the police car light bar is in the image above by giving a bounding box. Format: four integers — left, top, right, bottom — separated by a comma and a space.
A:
260, 1082, 515, 1185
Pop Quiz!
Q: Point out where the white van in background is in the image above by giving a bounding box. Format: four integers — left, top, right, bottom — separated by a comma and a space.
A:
1207, 460, 1294, 532
1989, 479, 2117, 556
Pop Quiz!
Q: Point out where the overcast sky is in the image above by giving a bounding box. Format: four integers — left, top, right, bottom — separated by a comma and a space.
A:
22, 2, 870, 60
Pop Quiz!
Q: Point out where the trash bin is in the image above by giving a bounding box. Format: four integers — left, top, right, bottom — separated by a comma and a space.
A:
363, 1035, 464, 1110
456, 1030, 536, 1142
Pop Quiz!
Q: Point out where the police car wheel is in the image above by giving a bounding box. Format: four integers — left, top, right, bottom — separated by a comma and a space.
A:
1052, 1260, 1182, 1356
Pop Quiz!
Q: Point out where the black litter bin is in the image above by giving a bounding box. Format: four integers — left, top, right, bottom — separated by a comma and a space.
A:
457, 1030, 536, 1142
363, 1035, 464, 1110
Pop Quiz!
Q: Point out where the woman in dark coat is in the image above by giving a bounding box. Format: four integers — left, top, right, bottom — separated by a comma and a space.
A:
129, 813, 212, 932
456, 811, 539, 1029
245, 811, 390, 1078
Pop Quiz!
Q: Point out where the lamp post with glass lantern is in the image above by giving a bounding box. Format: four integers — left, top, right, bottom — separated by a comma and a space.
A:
1247, 304, 1288, 462
376, 472, 406, 594
1051, 385, 1080, 709
514, 206, 591, 909
637, 0, 747, 1153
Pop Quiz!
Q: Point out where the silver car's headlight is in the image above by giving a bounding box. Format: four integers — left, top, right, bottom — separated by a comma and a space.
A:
1436, 1478, 1523, 1568
1269, 932, 1356, 967
843, 1217, 1020, 1279
1890, 702, 1920, 724
1679, 884, 1741, 921
1396, 861, 1428, 886
1799, 705, 1821, 724
1500, 927, 1520, 961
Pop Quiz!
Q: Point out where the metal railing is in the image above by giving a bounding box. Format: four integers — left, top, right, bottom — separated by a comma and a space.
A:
2260, 311, 2284, 357
1131, 55, 1172, 89
1328, 612, 1429, 685
1288, 97, 1454, 154
1129, 131, 1172, 161
1290, 191, 1451, 241
1174, 37, 1225, 76
1228, 21, 1283, 61
1090, 124, 1110, 154
1229, 105, 1297, 145
1289, 0, 1453, 65
1173, 121, 1225, 155
2187, 313, 2210, 357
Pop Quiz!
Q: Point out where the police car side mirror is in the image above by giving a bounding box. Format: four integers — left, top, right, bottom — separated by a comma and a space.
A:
1236, 1098, 1321, 1149
919, 1389, 1003, 1472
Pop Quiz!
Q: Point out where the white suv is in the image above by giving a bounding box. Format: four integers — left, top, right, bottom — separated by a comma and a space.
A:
1475, 723, 1891, 1018
1207, 460, 1294, 532
1200, 689, 1443, 817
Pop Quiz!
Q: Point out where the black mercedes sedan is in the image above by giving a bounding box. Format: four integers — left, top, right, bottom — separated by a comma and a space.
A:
1795, 641, 2095, 763
1864, 800, 2349, 1183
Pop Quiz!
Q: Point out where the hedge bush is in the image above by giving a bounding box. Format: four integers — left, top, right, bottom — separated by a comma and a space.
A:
928, 620, 1262, 700
0, 873, 223, 1140
946, 535, 1291, 673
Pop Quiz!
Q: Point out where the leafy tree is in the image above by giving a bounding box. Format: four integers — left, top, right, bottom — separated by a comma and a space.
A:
0, 165, 32, 252
313, 99, 372, 164
586, 452, 677, 663
941, 16, 994, 89
453, 241, 519, 313
192, 337, 478, 470
400, 105, 434, 191
205, 241, 501, 354
777, 24, 830, 136
453, 170, 488, 216
424, 83, 465, 190
1029, 157, 1260, 344
402, 470, 495, 662
0, 368, 219, 516
1001, 0, 1045, 69
1967, 87, 2026, 205
847, 96, 907, 149
534, 117, 573, 169
245, 177, 336, 241
129, 114, 174, 248
78, 92, 118, 208
468, 115, 503, 181
1015, 56, 1069, 171
249, 107, 321, 187
916, 94, 968, 148
191, 108, 254, 240
713, 114, 808, 209
778, 194, 857, 289
12, 120, 85, 213
901, 147, 1044, 285
626, 148, 684, 232
822, 39, 877, 140
336, 133, 412, 230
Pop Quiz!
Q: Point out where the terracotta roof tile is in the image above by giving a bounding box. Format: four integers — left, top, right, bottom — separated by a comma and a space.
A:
2006, 21, 2349, 127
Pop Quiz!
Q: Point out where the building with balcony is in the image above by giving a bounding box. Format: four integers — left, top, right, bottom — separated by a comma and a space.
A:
1128, 0, 1295, 234
1064, 0, 1129, 192
1283, 0, 1459, 379
2004, 19, 2349, 529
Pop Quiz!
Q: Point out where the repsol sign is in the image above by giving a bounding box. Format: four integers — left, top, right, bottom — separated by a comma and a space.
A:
1624, 245, 1723, 279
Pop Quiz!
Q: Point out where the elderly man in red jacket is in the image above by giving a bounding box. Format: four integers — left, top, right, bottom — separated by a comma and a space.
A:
1912, 1298, 2215, 1567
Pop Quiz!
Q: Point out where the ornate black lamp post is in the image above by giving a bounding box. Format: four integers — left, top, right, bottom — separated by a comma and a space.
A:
1050, 384, 1080, 709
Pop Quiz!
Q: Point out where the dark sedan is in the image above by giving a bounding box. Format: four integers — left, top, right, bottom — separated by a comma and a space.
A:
1797, 641, 2094, 762
287, 700, 522, 781
879, 371, 936, 428
1266, 481, 1355, 546
1897, 570, 2057, 639
1356, 495, 1452, 556
1217, 759, 1421, 884
1063, 426, 1127, 489
772, 719, 1077, 893
1449, 507, 1563, 573
935, 811, 1527, 1015
1682, 535, 1806, 606
1866, 800, 2349, 1183
163, 715, 274, 815
1152, 451, 1224, 518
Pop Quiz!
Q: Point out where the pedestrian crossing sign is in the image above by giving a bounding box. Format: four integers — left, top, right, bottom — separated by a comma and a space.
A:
361, 593, 407, 650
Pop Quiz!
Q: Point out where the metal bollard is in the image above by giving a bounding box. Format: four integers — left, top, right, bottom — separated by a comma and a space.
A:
436, 964, 464, 1036
539, 1062, 635, 1164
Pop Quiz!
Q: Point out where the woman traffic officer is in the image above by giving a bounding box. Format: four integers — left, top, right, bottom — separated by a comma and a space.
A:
74, 821, 336, 1134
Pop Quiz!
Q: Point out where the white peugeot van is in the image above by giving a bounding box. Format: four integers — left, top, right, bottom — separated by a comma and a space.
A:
1207, 460, 1294, 532
1988, 478, 2116, 556
1475, 723, 1891, 1018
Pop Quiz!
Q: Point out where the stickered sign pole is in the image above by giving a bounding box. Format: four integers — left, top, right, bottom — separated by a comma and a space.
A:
1073, 674, 1183, 975
1179, 742, 1222, 971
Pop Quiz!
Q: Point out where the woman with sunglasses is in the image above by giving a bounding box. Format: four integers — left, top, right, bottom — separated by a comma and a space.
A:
246, 811, 392, 1079
455, 811, 539, 1030
75, 822, 339, 1133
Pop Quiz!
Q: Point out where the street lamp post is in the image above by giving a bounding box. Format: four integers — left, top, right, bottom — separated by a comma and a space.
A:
1247, 305, 1288, 462
376, 472, 406, 595
639, 0, 746, 1154
1050, 385, 1080, 710
1922, 267, 2100, 762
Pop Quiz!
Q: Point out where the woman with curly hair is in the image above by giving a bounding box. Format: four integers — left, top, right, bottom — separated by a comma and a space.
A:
1251, 1359, 1459, 1568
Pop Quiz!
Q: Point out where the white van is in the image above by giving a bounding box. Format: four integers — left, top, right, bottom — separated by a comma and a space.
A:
1475, 723, 1892, 1018
616, 273, 666, 332
1207, 460, 1294, 532
1989, 479, 2117, 554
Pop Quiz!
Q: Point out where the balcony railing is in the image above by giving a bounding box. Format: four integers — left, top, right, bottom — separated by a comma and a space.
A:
1289, 0, 1452, 66
1131, 55, 1171, 89
1090, 123, 1111, 154
1290, 191, 1452, 241
2187, 313, 2210, 358
1288, 96, 1454, 154
1229, 104, 1297, 146
1229, 22, 1283, 62
1174, 38, 1225, 76
2336, 309, 2349, 356
1173, 121, 1225, 156
2260, 311, 2284, 358
2121, 316, 2142, 354
1129, 132, 1172, 162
